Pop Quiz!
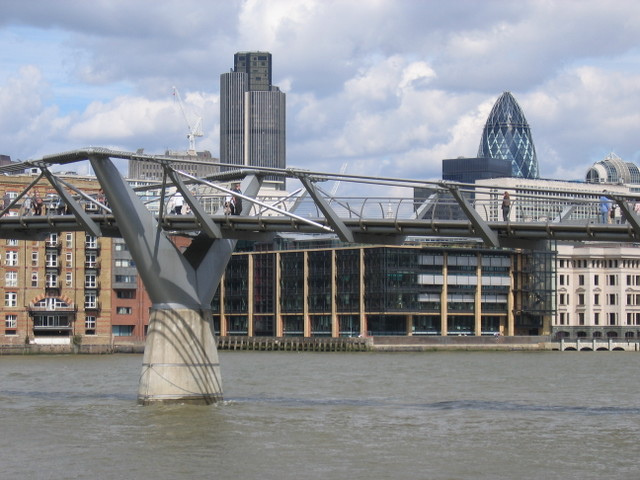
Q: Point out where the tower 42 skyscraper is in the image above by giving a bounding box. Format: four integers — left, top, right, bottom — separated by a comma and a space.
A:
220, 52, 286, 189
477, 91, 539, 179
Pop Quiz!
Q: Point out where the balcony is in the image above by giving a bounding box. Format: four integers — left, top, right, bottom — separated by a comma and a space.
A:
28, 302, 77, 313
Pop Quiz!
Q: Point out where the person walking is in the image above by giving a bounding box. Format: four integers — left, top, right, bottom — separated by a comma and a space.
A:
501, 191, 511, 221
599, 192, 610, 224
231, 183, 242, 215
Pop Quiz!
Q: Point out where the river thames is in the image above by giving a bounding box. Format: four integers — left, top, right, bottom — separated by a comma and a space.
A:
1, 351, 638, 479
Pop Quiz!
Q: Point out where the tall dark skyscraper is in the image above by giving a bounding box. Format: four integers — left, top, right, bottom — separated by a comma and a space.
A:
477, 91, 539, 179
220, 52, 286, 189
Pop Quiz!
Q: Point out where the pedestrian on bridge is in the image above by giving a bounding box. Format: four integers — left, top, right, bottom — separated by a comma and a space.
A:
501, 191, 511, 221
599, 192, 610, 224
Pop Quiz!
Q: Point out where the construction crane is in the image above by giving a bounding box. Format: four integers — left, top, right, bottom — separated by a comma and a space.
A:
172, 86, 203, 155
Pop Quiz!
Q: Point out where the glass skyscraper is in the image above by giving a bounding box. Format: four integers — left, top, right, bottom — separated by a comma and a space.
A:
477, 91, 539, 179
220, 52, 286, 189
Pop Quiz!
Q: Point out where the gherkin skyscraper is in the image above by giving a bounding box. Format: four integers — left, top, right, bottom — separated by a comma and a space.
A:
477, 91, 539, 179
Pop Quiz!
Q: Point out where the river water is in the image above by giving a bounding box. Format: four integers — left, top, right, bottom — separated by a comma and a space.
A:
0, 351, 638, 480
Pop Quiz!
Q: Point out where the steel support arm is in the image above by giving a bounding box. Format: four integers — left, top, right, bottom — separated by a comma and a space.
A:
298, 175, 354, 242
444, 184, 499, 248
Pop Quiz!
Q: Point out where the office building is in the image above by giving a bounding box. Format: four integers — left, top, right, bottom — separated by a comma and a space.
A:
442, 157, 512, 184
220, 52, 286, 189
127, 149, 219, 181
478, 91, 539, 179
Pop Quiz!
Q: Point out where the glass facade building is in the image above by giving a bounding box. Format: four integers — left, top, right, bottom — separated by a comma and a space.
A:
211, 238, 556, 338
477, 91, 539, 179
585, 152, 640, 186
220, 52, 286, 189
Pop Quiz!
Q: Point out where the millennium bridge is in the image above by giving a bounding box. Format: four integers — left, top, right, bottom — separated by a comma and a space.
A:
2, 148, 639, 404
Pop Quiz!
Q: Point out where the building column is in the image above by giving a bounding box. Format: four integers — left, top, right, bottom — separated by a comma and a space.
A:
247, 254, 254, 337
359, 248, 367, 336
331, 249, 338, 337
441, 252, 448, 336
507, 254, 515, 336
303, 251, 310, 337
475, 253, 482, 336
219, 273, 227, 337
275, 252, 283, 337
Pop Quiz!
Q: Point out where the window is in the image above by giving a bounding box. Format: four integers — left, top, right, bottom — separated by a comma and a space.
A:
608, 294, 617, 305
31, 251, 38, 266
85, 235, 98, 249
578, 294, 585, 306
5, 314, 17, 328
558, 293, 566, 305
45, 252, 58, 268
116, 307, 132, 315
559, 275, 565, 286
594, 294, 599, 305
31, 272, 38, 287
608, 274, 617, 286
594, 275, 599, 286
5, 251, 18, 266
84, 293, 97, 309
66, 252, 73, 268
85, 274, 97, 289
114, 259, 135, 268
559, 312, 565, 325
5, 271, 17, 287
112, 325, 134, 336
46, 233, 58, 247
85, 253, 97, 268
85, 316, 96, 332
609, 312, 617, 326
66, 233, 73, 248
116, 290, 136, 299
578, 275, 585, 286
114, 243, 128, 252
65, 273, 72, 286
115, 275, 136, 284
579, 313, 585, 325
45, 273, 58, 288
5, 292, 17, 307
7, 239, 18, 246
594, 313, 600, 326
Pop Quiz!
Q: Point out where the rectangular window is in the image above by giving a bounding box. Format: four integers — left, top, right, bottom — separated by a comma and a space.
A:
5, 251, 18, 266
85, 235, 98, 249
608, 275, 617, 286
66, 233, 73, 248
594, 275, 599, 286
116, 290, 136, 299
116, 307, 132, 315
112, 325, 134, 336
45, 273, 58, 288
594, 313, 600, 326
594, 294, 599, 305
5, 271, 17, 287
609, 312, 617, 326
608, 294, 617, 305
85, 316, 96, 331
5, 314, 17, 328
559, 275, 565, 286
7, 239, 18, 246
85, 253, 97, 268
578, 275, 585, 286
65, 273, 72, 286
578, 294, 585, 306
115, 275, 136, 283
66, 252, 73, 268
45, 253, 58, 268
5, 292, 17, 307
31, 251, 38, 267
31, 272, 38, 287
85, 274, 97, 289
46, 233, 58, 247
84, 293, 97, 309
579, 313, 585, 325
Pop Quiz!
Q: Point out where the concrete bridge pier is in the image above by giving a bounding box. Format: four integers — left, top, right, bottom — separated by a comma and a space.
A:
89, 155, 261, 404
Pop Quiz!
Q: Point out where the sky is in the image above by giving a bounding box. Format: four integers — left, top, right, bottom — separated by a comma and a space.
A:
1, 0, 640, 183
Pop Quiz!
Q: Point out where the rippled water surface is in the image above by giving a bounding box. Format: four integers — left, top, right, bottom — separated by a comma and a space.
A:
1, 351, 639, 479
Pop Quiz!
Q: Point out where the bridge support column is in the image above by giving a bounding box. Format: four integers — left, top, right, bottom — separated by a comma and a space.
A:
138, 307, 221, 405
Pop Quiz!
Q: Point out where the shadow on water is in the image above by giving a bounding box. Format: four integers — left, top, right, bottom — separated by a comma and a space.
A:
227, 395, 640, 416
